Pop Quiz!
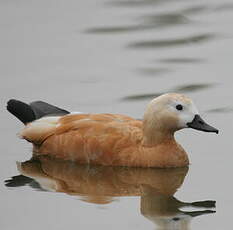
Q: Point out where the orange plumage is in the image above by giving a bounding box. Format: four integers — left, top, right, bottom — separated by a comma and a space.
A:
21, 113, 188, 168
9, 93, 218, 168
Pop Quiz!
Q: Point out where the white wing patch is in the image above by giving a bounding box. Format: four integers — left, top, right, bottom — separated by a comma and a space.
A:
19, 116, 61, 143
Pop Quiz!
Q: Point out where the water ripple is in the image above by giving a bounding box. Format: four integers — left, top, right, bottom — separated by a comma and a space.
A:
141, 13, 190, 26
108, 0, 183, 7
122, 93, 162, 101
136, 67, 172, 76
127, 33, 215, 49
121, 83, 214, 101
86, 25, 141, 34
206, 107, 233, 114
86, 13, 192, 34
173, 83, 214, 93
180, 5, 209, 15
159, 57, 204, 64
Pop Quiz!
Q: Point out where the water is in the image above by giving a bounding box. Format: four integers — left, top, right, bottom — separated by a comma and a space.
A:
0, 0, 233, 229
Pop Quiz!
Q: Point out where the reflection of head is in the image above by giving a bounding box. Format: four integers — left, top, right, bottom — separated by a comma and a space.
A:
141, 187, 216, 230
141, 194, 191, 230
145, 214, 191, 230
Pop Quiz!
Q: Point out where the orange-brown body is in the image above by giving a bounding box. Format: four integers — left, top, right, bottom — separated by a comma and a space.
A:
22, 113, 189, 168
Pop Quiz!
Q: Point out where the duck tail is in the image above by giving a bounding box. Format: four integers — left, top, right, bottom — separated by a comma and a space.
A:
7, 99, 36, 124
7, 99, 70, 124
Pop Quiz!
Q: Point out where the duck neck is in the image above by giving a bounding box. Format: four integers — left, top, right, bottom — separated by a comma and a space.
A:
142, 118, 176, 146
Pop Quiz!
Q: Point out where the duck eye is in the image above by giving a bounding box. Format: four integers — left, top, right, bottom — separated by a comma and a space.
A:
176, 104, 183, 111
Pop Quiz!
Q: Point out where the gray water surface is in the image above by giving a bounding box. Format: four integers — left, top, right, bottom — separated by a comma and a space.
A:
1, 0, 233, 229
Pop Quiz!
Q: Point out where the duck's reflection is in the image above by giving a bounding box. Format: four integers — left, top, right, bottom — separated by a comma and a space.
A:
6, 156, 215, 229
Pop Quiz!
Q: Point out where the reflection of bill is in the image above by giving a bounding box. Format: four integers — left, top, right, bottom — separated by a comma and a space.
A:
6, 156, 215, 229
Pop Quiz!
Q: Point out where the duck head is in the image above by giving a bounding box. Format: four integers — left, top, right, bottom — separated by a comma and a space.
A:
143, 93, 218, 145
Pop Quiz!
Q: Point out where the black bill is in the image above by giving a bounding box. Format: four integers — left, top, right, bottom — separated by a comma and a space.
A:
187, 115, 219, 134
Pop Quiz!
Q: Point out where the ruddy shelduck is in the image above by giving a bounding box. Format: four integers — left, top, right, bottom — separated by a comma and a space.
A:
7, 93, 218, 168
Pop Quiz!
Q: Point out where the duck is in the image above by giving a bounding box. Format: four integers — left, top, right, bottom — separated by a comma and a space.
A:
7, 93, 218, 168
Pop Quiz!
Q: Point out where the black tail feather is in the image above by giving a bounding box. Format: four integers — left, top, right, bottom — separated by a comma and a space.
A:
7, 99, 36, 124
30, 101, 69, 118
5, 175, 34, 187
7, 99, 70, 124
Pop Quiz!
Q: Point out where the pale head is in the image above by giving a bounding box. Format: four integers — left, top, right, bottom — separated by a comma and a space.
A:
143, 93, 218, 145
144, 93, 198, 131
